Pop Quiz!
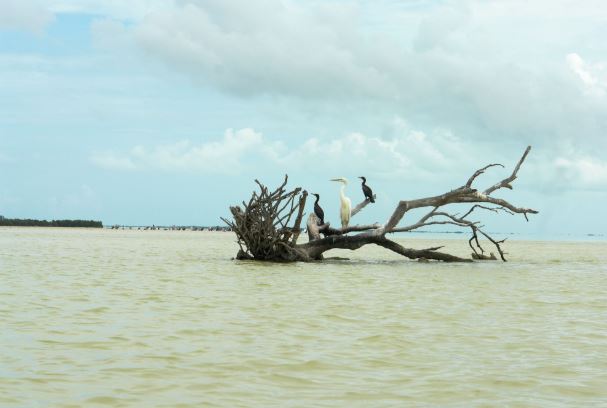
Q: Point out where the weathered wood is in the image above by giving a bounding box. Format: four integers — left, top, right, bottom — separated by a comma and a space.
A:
223, 147, 538, 262
350, 197, 374, 217
375, 238, 472, 263
222, 174, 308, 261
484, 145, 531, 195
306, 213, 322, 241
297, 234, 471, 262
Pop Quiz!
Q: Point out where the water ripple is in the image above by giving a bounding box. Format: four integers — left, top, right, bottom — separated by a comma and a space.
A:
1, 228, 606, 407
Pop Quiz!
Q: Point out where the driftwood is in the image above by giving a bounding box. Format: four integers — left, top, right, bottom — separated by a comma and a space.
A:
223, 147, 538, 262
220, 176, 309, 261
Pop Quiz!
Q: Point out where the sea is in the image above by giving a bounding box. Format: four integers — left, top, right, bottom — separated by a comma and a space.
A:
1, 227, 606, 407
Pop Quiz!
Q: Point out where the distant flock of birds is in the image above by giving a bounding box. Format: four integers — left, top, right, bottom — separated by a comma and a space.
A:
312, 176, 375, 229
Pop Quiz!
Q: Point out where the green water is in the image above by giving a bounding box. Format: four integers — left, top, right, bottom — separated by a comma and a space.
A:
1, 227, 606, 407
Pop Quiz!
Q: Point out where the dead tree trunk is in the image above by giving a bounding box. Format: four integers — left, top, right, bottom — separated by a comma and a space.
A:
223, 147, 538, 262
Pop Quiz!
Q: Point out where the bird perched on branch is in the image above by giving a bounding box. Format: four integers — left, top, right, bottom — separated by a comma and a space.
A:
358, 176, 375, 203
330, 177, 351, 228
312, 193, 325, 225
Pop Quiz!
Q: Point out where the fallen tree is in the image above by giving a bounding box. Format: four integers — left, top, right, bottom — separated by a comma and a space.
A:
222, 146, 538, 262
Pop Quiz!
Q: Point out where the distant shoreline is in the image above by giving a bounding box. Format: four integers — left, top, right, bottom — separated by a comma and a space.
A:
0, 217, 103, 228
1, 220, 603, 241
105, 225, 231, 231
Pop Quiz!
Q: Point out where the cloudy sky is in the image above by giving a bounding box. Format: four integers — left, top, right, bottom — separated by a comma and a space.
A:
1, 0, 606, 236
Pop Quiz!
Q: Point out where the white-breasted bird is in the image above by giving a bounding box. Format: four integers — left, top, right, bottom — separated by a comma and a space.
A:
330, 177, 351, 228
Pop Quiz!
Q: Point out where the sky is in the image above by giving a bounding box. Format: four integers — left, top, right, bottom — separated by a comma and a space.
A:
1, 0, 606, 236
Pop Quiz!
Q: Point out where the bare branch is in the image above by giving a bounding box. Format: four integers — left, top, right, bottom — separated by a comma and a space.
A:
289, 190, 308, 245
320, 222, 382, 236
477, 229, 507, 261
466, 163, 504, 187
389, 207, 514, 260
350, 197, 373, 217
391, 220, 472, 233
461, 204, 514, 219
468, 228, 483, 256
459, 194, 538, 219
484, 146, 531, 195
383, 186, 475, 233
382, 148, 537, 234
375, 238, 472, 262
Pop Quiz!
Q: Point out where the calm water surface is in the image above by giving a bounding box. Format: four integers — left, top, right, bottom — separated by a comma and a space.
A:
1, 227, 606, 407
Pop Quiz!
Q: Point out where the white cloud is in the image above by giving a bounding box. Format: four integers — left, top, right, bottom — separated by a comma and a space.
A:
90, 154, 136, 171
554, 156, 607, 188
91, 19, 134, 51
567, 53, 607, 96
112, 0, 607, 155
413, 4, 470, 52
89, 123, 487, 182
134, 0, 394, 100
90, 128, 283, 174
275, 123, 469, 181
0, 0, 54, 33
475, 0, 607, 19
42, 0, 175, 21
99, 118, 607, 206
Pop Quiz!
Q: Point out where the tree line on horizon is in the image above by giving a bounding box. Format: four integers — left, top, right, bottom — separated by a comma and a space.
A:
0, 217, 103, 228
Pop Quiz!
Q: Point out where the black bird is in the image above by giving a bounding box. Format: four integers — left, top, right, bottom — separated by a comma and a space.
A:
358, 176, 375, 203
312, 193, 325, 224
